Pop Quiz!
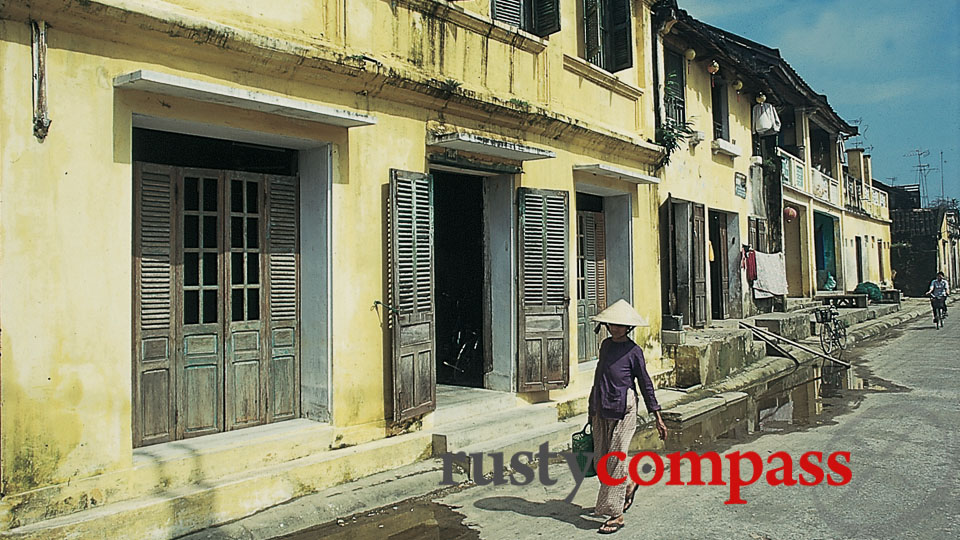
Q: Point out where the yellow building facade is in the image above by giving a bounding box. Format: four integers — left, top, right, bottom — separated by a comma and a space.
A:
1, 0, 671, 536
655, 12, 776, 327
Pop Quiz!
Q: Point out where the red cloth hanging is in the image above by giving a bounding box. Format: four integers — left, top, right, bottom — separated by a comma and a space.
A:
745, 250, 758, 282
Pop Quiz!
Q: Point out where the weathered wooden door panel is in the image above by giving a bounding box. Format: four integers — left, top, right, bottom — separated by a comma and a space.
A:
576, 211, 606, 363
390, 170, 436, 421
718, 215, 729, 319
266, 174, 300, 422
225, 172, 265, 430
134, 162, 300, 446
692, 203, 707, 327
178, 168, 225, 438
134, 162, 176, 447
519, 189, 569, 391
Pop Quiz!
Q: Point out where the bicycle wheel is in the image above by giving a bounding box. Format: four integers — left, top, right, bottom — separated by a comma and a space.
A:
832, 321, 847, 358
819, 324, 834, 355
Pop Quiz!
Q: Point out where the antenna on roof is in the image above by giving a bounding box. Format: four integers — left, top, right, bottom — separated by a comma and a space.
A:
904, 148, 937, 207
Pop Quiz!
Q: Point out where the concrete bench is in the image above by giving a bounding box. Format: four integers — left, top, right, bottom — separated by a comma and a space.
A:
817, 293, 868, 308
880, 289, 902, 306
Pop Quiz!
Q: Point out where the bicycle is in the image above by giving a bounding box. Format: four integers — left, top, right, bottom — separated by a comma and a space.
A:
930, 295, 947, 329
815, 306, 847, 358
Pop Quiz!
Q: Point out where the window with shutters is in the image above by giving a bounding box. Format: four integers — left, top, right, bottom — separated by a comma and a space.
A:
576, 192, 606, 364
712, 78, 730, 140
664, 49, 686, 125
491, 0, 560, 38
132, 131, 301, 447
581, 0, 633, 73
748, 217, 769, 252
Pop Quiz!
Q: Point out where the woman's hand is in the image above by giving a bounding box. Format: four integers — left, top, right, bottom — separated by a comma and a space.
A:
654, 411, 668, 441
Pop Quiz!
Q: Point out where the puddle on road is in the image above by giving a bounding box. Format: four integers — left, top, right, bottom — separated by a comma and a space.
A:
273, 358, 910, 539
274, 495, 480, 540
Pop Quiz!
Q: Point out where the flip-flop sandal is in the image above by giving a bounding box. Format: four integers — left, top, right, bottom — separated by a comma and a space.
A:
599, 520, 624, 535
622, 485, 638, 513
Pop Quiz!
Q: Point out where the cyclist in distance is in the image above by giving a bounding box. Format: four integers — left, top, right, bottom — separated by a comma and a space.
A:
926, 271, 949, 322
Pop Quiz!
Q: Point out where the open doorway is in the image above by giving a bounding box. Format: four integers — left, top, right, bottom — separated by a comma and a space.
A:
433, 171, 485, 387
709, 210, 730, 320
783, 204, 805, 296
814, 212, 839, 291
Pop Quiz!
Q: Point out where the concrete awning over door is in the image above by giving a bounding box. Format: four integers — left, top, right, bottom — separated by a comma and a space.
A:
115, 70, 376, 127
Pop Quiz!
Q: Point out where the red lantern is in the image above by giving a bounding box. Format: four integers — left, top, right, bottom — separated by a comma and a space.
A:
784, 207, 798, 222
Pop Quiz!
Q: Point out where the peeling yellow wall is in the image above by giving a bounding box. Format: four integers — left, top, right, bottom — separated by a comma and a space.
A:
0, 0, 664, 513
841, 212, 892, 288
659, 41, 759, 317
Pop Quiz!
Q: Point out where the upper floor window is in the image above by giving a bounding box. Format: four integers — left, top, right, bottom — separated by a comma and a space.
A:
492, 0, 561, 37
711, 78, 729, 140
582, 0, 633, 73
664, 49, 686, 125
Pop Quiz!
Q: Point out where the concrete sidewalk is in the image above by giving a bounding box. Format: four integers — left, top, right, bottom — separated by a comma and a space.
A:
179, 296, 951, 540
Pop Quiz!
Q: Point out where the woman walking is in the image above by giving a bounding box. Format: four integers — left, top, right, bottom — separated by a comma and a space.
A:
588, 300, 667, 534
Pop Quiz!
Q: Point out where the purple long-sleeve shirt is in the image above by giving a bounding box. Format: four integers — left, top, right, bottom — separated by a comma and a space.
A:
589, 338, 661, 420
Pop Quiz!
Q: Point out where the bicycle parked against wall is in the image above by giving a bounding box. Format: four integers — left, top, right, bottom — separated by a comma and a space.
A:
816, 306, 847, 358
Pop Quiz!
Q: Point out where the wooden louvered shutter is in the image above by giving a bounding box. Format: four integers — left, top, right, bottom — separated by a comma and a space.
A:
389, 170, 436, 421
492, 0, 523, 28
134, 162, 176, 447
692, 203, 707, 327
583, 0, 603, 66
594, 213, 607, 309
266, 174, 300, 422
531, 0, 560, 37
607, 0, 633, 72
519, 188, 570, 392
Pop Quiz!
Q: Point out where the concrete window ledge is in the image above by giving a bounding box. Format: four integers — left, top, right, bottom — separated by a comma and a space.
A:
562, 54, 645, 101
711, 138, 743, 158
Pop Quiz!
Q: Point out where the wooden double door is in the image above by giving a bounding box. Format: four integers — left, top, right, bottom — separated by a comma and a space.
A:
133, 163, 300, 447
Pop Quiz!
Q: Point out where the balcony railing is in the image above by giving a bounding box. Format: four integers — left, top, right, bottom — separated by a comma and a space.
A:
777, 148, 843, 206
778, 148, 804, 189
844, 174, 863, 212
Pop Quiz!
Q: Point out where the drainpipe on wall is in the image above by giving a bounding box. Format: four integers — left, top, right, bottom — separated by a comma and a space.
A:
31, 20, 52, 141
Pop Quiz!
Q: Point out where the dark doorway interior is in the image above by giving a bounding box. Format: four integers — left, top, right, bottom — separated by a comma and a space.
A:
433, 171, 485, 388
709, 210, 730, 320
133, 128, 298, 175
855, 236, 864, 285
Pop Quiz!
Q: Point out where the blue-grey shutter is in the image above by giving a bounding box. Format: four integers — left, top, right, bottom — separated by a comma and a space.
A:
134, 162, 176, 447
531, 0, 561, 37
492, 0, 523, 28
265, 174, 300, 423
390, 169, 436, 421
607, 0, 633, 72
518, 188, 570, 392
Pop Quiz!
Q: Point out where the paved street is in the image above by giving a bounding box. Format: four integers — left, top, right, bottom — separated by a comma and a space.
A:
281, 311, 960, 540
427, 313, 960, 539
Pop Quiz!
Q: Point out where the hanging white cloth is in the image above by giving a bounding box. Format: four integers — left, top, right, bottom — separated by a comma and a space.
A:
752, 103, 781, 135
753, 251, 789, 299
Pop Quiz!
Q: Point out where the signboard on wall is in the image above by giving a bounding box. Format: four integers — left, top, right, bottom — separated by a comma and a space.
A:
735, 172, 747, 198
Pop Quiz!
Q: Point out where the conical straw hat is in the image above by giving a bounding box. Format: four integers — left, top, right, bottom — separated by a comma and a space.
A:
591, 299, 648, 327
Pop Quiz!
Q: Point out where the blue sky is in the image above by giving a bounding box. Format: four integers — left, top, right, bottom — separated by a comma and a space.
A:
680, 0, 960, 204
